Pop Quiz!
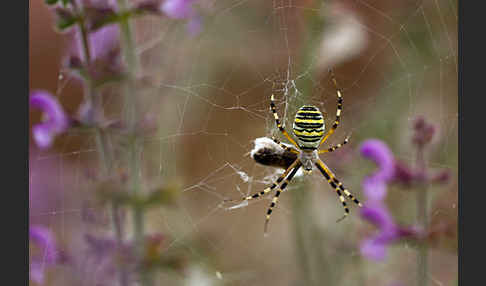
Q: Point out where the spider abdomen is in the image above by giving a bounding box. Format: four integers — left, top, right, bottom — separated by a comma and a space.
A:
292, 105, 325, 150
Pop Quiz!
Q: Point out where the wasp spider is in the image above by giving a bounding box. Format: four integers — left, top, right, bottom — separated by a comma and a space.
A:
231, 69, 362, 234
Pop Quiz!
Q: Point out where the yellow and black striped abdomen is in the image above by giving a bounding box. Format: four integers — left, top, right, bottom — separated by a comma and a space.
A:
292, 106, 325, 150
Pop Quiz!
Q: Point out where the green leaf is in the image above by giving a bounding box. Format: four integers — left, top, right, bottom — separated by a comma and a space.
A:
55, 8, 78, 31
45, 0, 73, 7
57, 17, 77, 30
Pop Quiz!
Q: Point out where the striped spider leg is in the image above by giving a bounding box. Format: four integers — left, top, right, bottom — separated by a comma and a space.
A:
270, 89, 300, 149
315, 158, 362, 222
319, 69, 343, 148
271, 136, 299, 155
318, 135, 351, 154
264, 160, 302, 234
229, 159, 301, 205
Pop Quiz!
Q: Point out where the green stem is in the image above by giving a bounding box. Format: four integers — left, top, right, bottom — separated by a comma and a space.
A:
117, 0, 138, 130
116, 1, 150, 284
291, 186, 313, 285
79, 23, 92, 64
72, 1, 91, 63
117, 0, 137, 72
74, 5, 126, 286
74, 3, 111, 176
112, 203, 130, 286
94, 129, 109, 173
130, 138, 144, 253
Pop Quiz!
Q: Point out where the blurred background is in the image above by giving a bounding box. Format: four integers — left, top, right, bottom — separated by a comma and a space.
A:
29, 0, 457, 285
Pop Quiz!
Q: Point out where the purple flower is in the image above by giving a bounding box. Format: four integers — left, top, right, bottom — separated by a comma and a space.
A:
161, 0, 195, 19
360, 139, 395, 201
360, 202, 400, 260
359, 139, 420, 261
361, 201, 395, 229
161, 0, 201, 34
412, 116, 436, 147
30, 225, 60, 284
360, 202, 419, 261
81, 0, 118, 31
30, 91, 69, 149
359, 139, 396, 260
66, 24, 122, 81
70, 24, 120, 63
360, 201, 421, 261
392, 160, 414, 186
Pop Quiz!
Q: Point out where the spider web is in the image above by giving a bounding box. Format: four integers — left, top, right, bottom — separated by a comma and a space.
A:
30, 0, 458, 285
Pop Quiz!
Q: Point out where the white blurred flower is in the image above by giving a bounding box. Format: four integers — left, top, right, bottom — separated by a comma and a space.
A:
317, 3, 368, 70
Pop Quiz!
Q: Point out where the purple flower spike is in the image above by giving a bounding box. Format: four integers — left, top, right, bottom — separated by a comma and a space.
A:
358, 139, 413, 261
358, 139, 424, 262
360, 139, 395, 201
30, 91, 69, 149
30, 225, 59, 284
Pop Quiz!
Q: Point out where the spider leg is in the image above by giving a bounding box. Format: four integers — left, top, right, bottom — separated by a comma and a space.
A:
315, 159, 362, 221
228, 159, 300, 203
318, 135, 350, 154
322, 160, 361, 207
271, 136, 299, 154
264, 161, 302, 234
270, 92, 300, 149
319, 69, 343, 147
315, 158, 362, 206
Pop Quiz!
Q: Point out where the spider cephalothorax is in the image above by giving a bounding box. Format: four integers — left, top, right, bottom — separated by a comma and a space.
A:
230, 69, 362, 234
298, 149, 319, 173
